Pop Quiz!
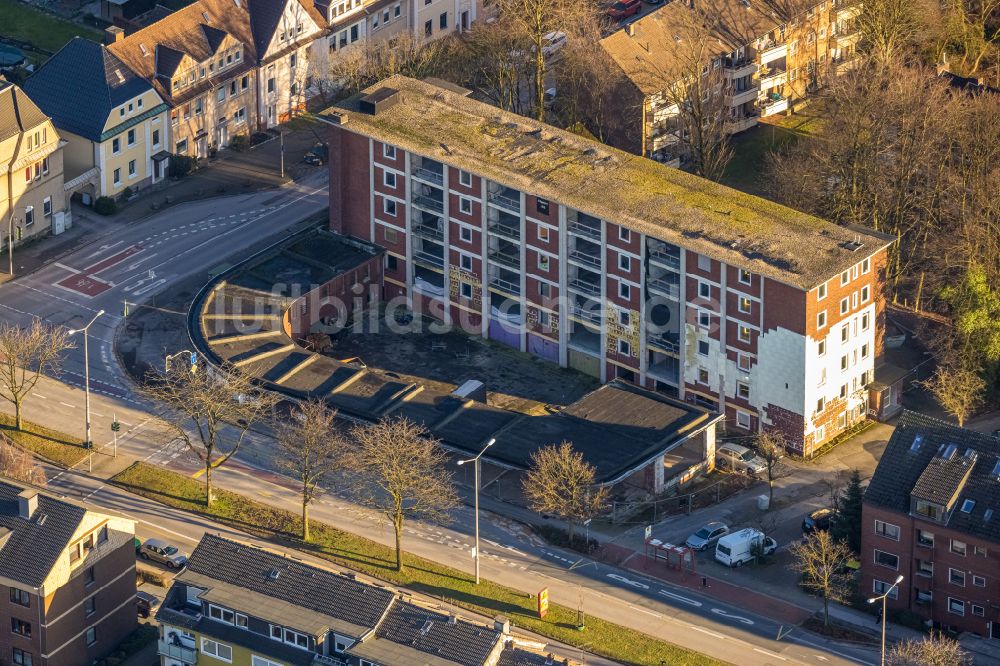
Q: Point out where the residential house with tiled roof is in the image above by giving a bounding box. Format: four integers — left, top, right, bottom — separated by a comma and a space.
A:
860, 411, 1000, 638
24, 37, 170, 201
0, 81, 68, 248
0, 480, 137, 666
157, 534, 574, 666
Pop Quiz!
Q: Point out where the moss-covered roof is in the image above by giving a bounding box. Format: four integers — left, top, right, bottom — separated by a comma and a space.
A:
322, 76, 891, 289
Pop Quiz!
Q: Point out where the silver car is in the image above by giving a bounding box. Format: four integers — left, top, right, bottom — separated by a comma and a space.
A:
139, 538, 188, 569
716, 443, 767, 476
685, 522, 730, 551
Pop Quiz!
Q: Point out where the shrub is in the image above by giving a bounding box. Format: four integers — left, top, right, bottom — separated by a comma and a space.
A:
121, 186, 134, 200
169, 155, 196, 178
229, 134, 249, 152
94, 196, 117, 216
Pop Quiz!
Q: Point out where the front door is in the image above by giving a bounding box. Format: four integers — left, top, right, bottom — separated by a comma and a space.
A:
218, 125, 229, 148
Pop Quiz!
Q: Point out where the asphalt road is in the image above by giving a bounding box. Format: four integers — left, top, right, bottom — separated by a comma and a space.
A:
0, 173, 881, 666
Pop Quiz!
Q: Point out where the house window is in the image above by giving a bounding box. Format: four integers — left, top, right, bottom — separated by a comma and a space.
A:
459, 254, 472, 271
84, 567, 95, 585
385, 255, 397, 272
241, 75, 249, 91
618, 339, 631, 356
459, 197, 472, 214
439, 11, 447, 28
861, 313, 870, 331
840, 383, 848, 399
948, 598, 965, 615
841, 355, 848, 370
874, 521, 900, 540
973, 575, 986, 587
217, 86, 226, 102
817, 282, 827, 300
840, 297, 849, 314
817, 340, 826, 357
24, 206, 33, 227
290, 53, 297, 69
234, 107, 247, 124
209, 605, 236, 624
128, 160, 136, 177
9, 588, 29, 607
460, 226, 472, 242
816, 397, 825, 413
841, 325, 849, 343
815, 425, 825, 442
384, 228, 397, 243
974, 545, 987, 557
459, 170, 472, 187
127, 129, 135, 146
537, 255, 549, 271
201, 638, 233, 661
536, 197, 549, 214
861, 285, 870, 303
698, 310, 710, 329
738, 269, 752, 285
698, 368, 709, 384
252, 656, 283, 666
619, 281, 630, 300
840, 270, 849, 286
874, 550, 899, 570
283, 629, 309, 649
916, 559, 933, 577
538, 226, 549, 242
697, 254, 710, 271
383, 171, 396, 188
113, 169, 121, 186
698, 340, 709, 356
738, 296, 751, 313
85, 627, 97, 646
972, 604, 985, 617
84, 596, 96, 616
861, 343, 869, 359
872, 579, 899, 600
12, 648, 32, 666
738, 353, 751, 371
738, 325, 751, 343
619, 254, 630, 272
112, 137, 120, 154
539, 282, 550, 298
916, 530, 934, 547
619, 227, 631, 242
817, 311, 826, 329
862, 257, 870, 274
236, 614, 248, 628
461, 283, 472, 299
383, 144, 396, 159
383, 198, 396, 216
736, 410, 751, 429
952, 540, 967, 556
737, 382, 750, 400
424, 19, 432, 36
394, 3, 400, 16
11, 619, 31, 637
698, 281, 710, 298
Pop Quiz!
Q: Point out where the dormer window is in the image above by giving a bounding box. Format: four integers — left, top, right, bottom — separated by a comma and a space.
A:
209, 604, 236, 624
914, 500, 942, 521
961, 499, 976, 513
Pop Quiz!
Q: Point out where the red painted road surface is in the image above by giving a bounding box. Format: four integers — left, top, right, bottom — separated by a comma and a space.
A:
56, 245, 144, 297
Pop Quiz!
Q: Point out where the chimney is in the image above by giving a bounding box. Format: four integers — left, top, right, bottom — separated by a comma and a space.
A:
17, 489, 38, 520
625, 23, 635, 37
493, 615, 510, 634
447, 613, 457, 625
104, 26, 125, 45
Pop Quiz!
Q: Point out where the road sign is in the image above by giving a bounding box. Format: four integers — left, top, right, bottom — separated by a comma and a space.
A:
537, 587, 549, 619
111, 421, 121, 432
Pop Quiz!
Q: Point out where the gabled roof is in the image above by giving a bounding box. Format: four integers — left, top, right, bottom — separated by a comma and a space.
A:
0, 480, 86, 588
0, 81, 50, 142
178, 534, 396, 637
24, 37, 154, 142
247, 0, 290, 57
864, 411, 1000, 542
348, 601, 502, 666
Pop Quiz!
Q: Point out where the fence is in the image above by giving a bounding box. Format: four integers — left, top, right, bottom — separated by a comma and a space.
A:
610, 473, 754, 524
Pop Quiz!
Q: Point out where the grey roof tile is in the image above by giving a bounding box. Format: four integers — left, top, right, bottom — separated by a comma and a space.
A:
0, 481, 86, 587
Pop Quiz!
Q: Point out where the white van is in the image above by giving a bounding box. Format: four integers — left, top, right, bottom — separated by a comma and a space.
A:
714, 528, 776, 567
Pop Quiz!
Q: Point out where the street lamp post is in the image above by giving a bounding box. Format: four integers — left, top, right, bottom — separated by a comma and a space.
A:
867, 573, 904, 666
457, 437, 495, 585
68, 310, 105, 473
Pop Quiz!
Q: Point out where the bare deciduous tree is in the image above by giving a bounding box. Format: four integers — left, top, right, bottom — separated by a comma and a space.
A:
277, 400, 349, 541
921, 361, 985, 427
347, 418, 458, 571
0, 436, 46, 485
886, 636, 971, 666
789, 531, 853, 627
0, 320, 71, 431
755, 431, 789, 508
522, 441, 608, 543
857, 0, 921, 66
142, 365, 278, 506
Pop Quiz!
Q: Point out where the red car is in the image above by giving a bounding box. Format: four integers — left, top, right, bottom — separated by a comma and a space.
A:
608, 0, 641, 19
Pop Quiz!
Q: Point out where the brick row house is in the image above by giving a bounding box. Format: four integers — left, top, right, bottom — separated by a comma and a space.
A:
599, 0, 862, 165
321, 76, 891, 454
861, 413, 1000, 638
0, 481, 137, 666
0, 81, 70, 250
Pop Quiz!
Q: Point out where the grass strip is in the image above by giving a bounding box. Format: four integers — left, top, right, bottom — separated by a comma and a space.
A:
0, 413, 87, 467
113, 461, 726, 666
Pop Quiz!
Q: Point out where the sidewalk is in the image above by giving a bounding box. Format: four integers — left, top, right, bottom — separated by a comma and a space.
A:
0, 124, 323, 282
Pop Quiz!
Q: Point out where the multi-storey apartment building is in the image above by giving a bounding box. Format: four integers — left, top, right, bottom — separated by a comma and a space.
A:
600, 0, 862, 164
0, 82, 68, 247
158, 534, 561, 666
322, 76, 890, 453
0, 481, 137, 666
25, 37, 171, 201
861, 412, 1000, 638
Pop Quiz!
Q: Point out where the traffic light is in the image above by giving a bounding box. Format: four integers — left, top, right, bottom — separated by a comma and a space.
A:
111, 421, 121, 432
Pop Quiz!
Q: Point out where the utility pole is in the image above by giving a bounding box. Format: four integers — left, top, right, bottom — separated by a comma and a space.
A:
7, 213, 13, 276
457, 438, 495, 584
280, 131, 285, 179
68, 310, 105, 473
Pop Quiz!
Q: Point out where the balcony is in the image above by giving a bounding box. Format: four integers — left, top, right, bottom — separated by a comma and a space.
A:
647, 331, 680, 354
488, 214, 520, 241
760, 93, 788, 117
488, 248, 520, 270
568, 220, 601, 241
568, 248, 601, 269
647, 275, 680, 299
567, 277, 601, 297
313, 655, 346, 666
728, 86, 759, 107
758, 41, 787, 64
647, 352, 680, 383
569, 303, 602, 327
568, 325, 601, 356
412, 216, 444, 241
647, 248, 680, 271
487, 187, 521, 213
834, 0, 861, 19
728, 113, 759, 134
158, 640, 198, 664
412, 194, 444, 215
723, 58, 758, 79
489, 275, 521, 297
412, 165, 444, 187
758, 62, 787, 89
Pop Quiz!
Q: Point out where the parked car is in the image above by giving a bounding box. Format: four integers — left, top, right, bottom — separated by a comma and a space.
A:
607, 0, 641, 19
139, 538, 188, 569
715, 528, 777, 567
685, 522, 730, 551
543, 87, 557, 109
136, 591, 161, 618
715, 442, 767, 476
542, 31, 567, 60
802, 508, 837, 535
304, 143, 328, 166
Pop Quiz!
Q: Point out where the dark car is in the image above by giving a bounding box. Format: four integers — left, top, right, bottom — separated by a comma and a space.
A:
136, 591, 160, 619
608, 0, 642, 19
802, 508, 837, 535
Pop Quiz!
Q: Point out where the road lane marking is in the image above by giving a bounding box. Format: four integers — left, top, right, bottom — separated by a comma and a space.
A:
753, 647, 787, 661
689, 625, 726, 640
32, 392, 47, 399
607, 573, 650, 590
628, 605, 663, 619
657, 589, 703, 607
59, 401, 75, 408
711, 608, 754, 625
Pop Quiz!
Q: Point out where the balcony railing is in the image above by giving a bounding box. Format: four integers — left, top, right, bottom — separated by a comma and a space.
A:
568, 249, 601, 268
568, 221, 601, 241
488, 250, 520, 269
567, 278, 600, 296
569, 304, 602, 325
487, 190, 520, 213
158, 640, 198, 664
489, 276, 521, 296
647, 249, 680, 270
412, 166, 444, 186
488, 219, 520, 241
647, 276, 680, 298
413, 250, 444, 269
412, 221, 444, 241
412, 195, 444, 214
647, 333, 680, 354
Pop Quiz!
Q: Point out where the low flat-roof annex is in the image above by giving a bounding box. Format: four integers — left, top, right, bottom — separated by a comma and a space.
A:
322, 76, 891, 290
